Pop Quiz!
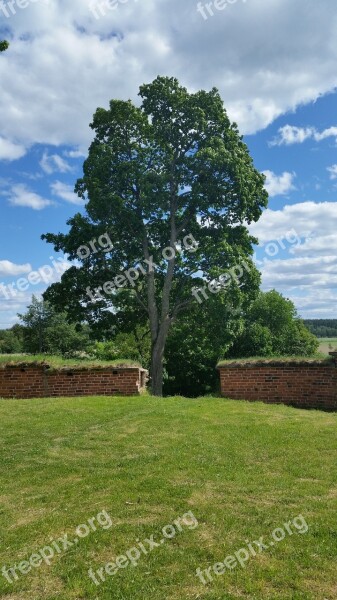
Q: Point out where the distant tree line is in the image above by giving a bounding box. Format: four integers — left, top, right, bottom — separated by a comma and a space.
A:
303, 320, 337, 338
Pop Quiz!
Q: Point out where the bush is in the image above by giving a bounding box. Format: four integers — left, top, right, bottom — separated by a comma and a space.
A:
0, 330, 23, 354
90, 331, 149, 365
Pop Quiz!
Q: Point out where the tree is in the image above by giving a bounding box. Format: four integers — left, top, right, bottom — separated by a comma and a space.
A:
0, 328, 23, 354
18, 296, 91, 354
164, 265, 260, 396
228, 290, 319, 357
42, 76, 268, 395
43, 312, 91, 356
0, 41, 9, 52
303, 319, 337, 338
18, 296, 53, 353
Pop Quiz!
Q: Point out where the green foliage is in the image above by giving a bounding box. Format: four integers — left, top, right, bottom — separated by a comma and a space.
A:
228, 290, 319, 358
164, 264, 261, 396
44, 315, 91, 356
42, 75, 268, 394
18, 296, 51, 353
90, 328, 150, 366
280, 320, 320, 356
232, 322, 274, 357
18, 295, 91, 355
0, 328, 23, 354
0, 41, 9, 52
164, 309, 232, 397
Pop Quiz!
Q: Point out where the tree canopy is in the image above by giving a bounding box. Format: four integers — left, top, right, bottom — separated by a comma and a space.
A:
43, 76, 268, 394
228, 290, 319, 358
18, 296, 91, 355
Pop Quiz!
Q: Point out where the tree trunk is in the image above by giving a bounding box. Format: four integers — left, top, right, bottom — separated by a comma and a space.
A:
151, 346, 164, 396
150, 320, 170, 396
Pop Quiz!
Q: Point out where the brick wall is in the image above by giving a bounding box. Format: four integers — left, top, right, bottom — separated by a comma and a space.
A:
0, 363, 148, 399
218, 356, 337, 411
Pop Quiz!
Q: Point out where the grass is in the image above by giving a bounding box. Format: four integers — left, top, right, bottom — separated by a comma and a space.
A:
217, 354, 331, 367
318, 338, 337, 356
0, 396, 336, 599
0, 354, 141, 369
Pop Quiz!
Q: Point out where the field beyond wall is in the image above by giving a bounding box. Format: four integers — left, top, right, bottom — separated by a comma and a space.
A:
318, 337, 337, 355
0, 396, 336, 599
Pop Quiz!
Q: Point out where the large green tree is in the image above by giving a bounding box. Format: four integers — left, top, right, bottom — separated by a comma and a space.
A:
0, 41, 9, 52
42, 76, 267, 395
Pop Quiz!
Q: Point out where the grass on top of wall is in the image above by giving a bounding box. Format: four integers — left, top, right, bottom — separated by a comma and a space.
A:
0, 354, 141, 369
217, 354, 333, 367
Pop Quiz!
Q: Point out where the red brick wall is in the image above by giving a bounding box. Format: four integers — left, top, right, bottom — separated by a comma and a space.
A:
218, 359, 337, 411
0, 364, 148, 399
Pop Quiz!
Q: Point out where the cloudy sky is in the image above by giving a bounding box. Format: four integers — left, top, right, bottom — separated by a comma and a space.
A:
1, 0, 337, 327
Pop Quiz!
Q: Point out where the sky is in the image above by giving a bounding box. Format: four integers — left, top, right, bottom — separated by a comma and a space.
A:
0, 0, 337, 328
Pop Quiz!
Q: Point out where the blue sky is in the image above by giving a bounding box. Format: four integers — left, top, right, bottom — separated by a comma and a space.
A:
1, 0, 337, 327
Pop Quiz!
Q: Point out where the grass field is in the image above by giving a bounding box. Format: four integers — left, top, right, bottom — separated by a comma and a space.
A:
0, 396, 336, 599
317, 338, 337, 355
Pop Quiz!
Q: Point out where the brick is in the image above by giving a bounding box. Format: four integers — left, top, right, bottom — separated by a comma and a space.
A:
218, 361, 337, 411
0, 365, 148, 400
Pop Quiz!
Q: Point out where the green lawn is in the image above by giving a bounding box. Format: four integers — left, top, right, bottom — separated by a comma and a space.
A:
0, 396, 336, 600
318, 338, 337, 356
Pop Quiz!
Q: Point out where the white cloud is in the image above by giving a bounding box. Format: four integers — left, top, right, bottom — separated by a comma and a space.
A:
290, 292, 337, 318
0, 137, 26, 160
315, 126, 337, 141
327, 164, 337, 180
271, 124, 337, 146
250, 201, 337, 245
262, 170, 295, 197
260, 255, 337, 290
40, 151, 73, 174
8, 184, 54, 210
290, 233, 337, 257
0, 260, 32, 277
0, 290, 41, 329
0, 254, 72, 328
63, 148, 86, 159
270, 125, 315, 146
251, 200, 337, 316
1, 0, 337, 150
50, 180, 84, 204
